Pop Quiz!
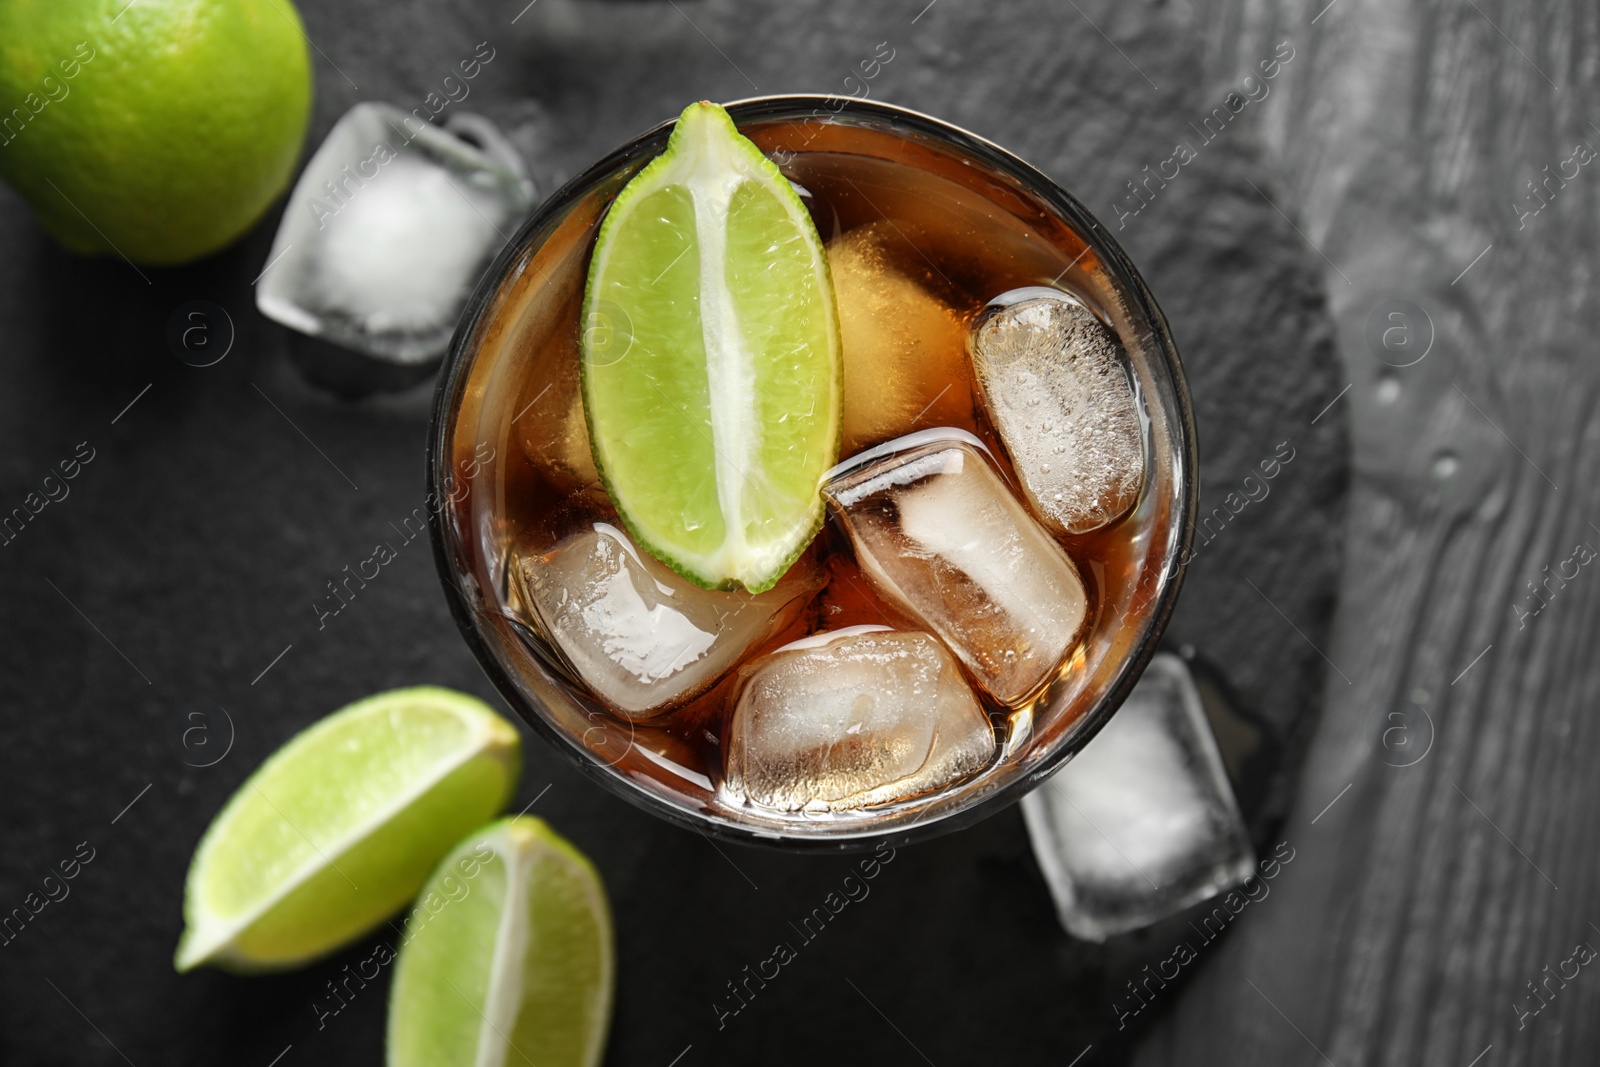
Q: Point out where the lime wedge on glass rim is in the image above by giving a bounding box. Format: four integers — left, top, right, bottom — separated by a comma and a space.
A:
581, 100, 842, 593
387, 817, 615, 1067
174, 687, 521, 972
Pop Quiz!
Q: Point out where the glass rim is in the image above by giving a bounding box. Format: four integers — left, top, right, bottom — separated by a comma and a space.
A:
427, 94, 1200, 852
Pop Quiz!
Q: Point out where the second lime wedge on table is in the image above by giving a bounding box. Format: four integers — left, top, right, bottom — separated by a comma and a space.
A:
388, 817, 615, 1067
175, 687, 521, 972
582, 101, 842, 593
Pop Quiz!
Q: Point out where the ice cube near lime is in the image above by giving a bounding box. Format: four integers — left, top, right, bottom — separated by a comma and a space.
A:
175, 686, 521, 973
387, 817, 614, 1067
581, 100, 841, 593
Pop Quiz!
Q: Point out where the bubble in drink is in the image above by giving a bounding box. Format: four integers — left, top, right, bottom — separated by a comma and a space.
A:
725, 626, 995, 812
823, 432, 1089, 706
828, 223, 975, 454
518, 523, 821, 720
969, 288, 1145, 535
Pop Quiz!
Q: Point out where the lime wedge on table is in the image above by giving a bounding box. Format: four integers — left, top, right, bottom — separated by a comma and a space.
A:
388, 817, 615, 1067
582, 101, 842, 593
175, 687, 521, 972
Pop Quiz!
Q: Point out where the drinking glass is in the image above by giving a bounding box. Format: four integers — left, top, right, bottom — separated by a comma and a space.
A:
427, 96, 1198, 850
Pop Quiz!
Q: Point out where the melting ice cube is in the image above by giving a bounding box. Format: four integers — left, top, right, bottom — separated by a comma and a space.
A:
257, 103, 535, 365
969, 288, 1145, 535
519, 523, 821, 720
725, 626, 995, 812
827, 223, 975, 454
515, 355, 600, 493
1022, 652, 1255, 941
823, 431, 1088, 706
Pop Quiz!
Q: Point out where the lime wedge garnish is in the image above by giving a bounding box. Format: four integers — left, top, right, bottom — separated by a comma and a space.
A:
581, 101, 841, 593
387, 817, 615, 1067
174, 687, 521, 972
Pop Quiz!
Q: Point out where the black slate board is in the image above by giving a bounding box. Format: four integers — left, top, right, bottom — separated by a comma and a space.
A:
0, 1, 1345, 1063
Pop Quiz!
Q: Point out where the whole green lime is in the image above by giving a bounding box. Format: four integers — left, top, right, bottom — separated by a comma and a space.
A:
0, 0, 313, 265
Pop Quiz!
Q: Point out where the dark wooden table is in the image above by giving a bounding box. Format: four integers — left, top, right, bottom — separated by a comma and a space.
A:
0, 0, 1583, 1064
1131, 2, 1600, 1065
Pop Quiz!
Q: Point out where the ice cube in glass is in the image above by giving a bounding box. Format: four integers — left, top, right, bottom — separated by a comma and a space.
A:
970, 288, 1145, 535
518, 522, 821, 720
724, 626, 995, 812
827, 222, 975, 454
822, 430, 1088, 706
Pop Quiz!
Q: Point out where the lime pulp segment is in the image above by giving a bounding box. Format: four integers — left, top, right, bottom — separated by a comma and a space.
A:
387, 817, 615, 1067
175, 686, 521, 972
581, 101, 841, 593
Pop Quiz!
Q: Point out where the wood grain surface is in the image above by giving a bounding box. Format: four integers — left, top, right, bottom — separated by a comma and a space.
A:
1129, 1, 1600, 1065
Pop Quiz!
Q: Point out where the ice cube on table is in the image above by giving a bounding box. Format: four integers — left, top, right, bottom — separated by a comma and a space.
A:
823, 431, 1088, 706
827, 223, 975, 454
969, 288, 1145, 535
1022, 652, 1255, 941
725, 626, 995, 812
518, 523, 821, 720
257, 103, 534, 366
